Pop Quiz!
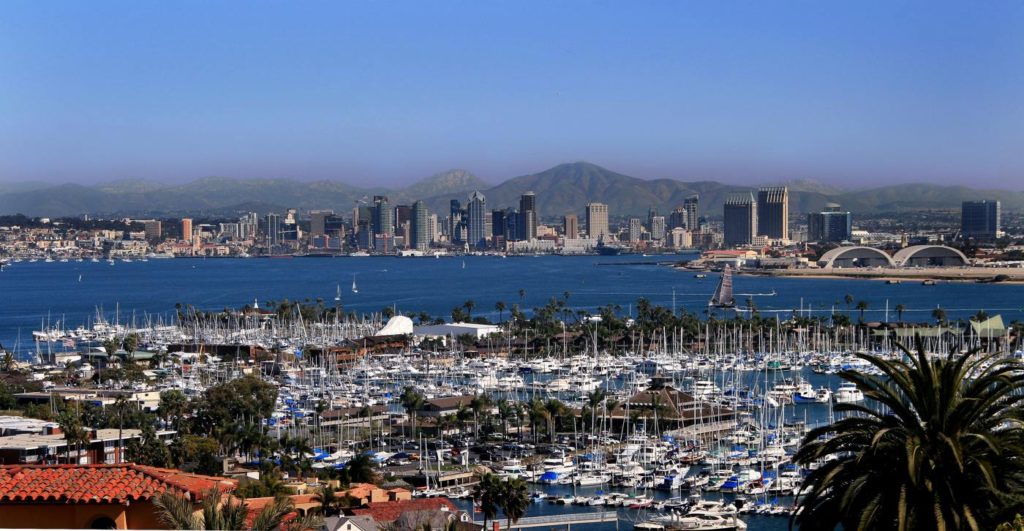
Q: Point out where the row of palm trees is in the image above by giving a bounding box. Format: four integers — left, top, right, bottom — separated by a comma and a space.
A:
471, 474, 531, 530
154, 487, 322, 531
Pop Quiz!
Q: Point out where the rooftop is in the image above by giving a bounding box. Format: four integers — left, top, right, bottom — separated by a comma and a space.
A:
0, 463, 236, 504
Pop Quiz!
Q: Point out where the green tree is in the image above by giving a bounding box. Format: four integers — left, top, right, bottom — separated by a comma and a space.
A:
895, 303, 906, 323
793, 339, 1024, 530
494, 301, 507, 324
125, 422, 171, 467
399, 386, 425, 436
499, 477, 530, 529
472, 473, 501, 531
932, 307, 948, 325
856, 300, 869, 322
158, 389, 190, 432
57, 407, 88, 464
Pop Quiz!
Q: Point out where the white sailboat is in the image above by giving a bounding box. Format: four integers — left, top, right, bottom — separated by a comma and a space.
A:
708, 265, 736, 309
335, 284, 342, 302
351, 275, 359, 294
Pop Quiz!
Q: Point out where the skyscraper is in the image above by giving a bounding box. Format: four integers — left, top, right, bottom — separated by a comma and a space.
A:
372, 196, 393, 238
650, 216, 666, 241
563, 214, 578, 238
449, 199, 463, 244
808, 203, 852, 242
585, 202, 609, 240
724, 193, 757, 246
467, 191, 488, 248
519, 192, 537, 240
757, 187, 789, 240
180, 218, 193, 242
411, 200, 430, 251
962, 200, 1000, 239
628, 218, 643, 242
683, 195, 699, 231
668, 207, 687, 230
265, 214, 280, 247
310, 210, 333, 237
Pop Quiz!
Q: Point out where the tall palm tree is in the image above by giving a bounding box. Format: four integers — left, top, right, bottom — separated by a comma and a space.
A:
499, 477, 530, 529
471, 473, 501, 531
400, 386, 425, 436
855, 300, 869, 322
792, 339, 1024, 530
895, 303, 906, 323
495, 301, 506, 324
313, 485, 340, 516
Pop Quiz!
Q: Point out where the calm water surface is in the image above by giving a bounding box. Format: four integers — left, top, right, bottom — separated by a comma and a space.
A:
2, 254, 1022, 352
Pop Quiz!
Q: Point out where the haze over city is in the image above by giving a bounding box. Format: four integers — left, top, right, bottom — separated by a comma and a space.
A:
1, 1, 1022, 188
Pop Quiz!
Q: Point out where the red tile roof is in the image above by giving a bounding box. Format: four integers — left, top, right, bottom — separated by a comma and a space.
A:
351, 498, 457, 522
0, 464, 236, 504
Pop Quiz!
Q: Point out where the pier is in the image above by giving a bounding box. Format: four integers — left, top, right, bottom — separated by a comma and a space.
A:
480, 511, 620, 530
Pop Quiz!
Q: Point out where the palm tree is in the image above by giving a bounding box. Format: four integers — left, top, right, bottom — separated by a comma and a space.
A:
313, 486, 340, 516
1, 351, 14, 373
400, 386, 425, 436
344, 453, 377, 484
499, 477, 530, 529
792, 339, 1024, 530
463, 299, 476, 320
932, 306, 947, 325
895, 303, 906, 323
494, 301, 507, 324
471, 473, 501, 531
855, 300, 869, 322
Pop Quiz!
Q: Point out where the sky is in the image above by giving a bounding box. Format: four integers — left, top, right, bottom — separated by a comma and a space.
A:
1, 1, 1022, 189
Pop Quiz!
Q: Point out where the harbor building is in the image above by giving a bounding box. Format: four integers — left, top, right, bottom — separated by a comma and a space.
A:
962, 200, 1000, 239
723, 193, 757, 247
757, 186, 789, 240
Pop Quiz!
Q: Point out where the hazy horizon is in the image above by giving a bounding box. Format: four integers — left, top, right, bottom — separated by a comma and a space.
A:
1, 1, 1022, 189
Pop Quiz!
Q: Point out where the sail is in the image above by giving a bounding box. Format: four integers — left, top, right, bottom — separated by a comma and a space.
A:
709, 266, 736, 307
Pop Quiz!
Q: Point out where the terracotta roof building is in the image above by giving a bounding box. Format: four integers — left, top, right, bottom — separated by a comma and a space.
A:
0, 463, 236, 529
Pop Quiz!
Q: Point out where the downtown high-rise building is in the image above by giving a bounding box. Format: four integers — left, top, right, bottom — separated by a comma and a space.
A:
519, 192, 537, 240
309, 210, 333, 237
585, 202, 610, 240
650, 215, 666, 241
372, 196, 393, 238
563, 214, 578, 238
180, 218, 193, 242
757, 186, 789, 240
467, 191, 488, 248
723, 193, 757, 246
808, 203, 852, 243
961, 200, 1000, 239
628, 218, 643, 242
683, 195, 699, 231
668, 207, 687, 230
265, 213, 281, 247
411, 200, 430, 251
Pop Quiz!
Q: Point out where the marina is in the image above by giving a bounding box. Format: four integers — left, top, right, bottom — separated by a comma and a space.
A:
2, 256, 1021, 531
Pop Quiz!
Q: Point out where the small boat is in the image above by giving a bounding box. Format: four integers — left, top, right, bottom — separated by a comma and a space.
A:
351, 275, 358, 294
694, 273, 707, 279
334, 284, 342, 302
708, 266, 736, 309
834, 382, 865, 403
886, 279, 902, 285
921, 279, 936, 286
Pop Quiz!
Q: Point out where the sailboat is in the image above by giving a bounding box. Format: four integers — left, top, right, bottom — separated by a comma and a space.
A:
708, 265, 736, 309
351, 275, 359, 294
335, 283, 342, 302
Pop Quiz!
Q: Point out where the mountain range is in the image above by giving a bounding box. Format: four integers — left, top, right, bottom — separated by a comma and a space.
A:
0, 162, 1019, 219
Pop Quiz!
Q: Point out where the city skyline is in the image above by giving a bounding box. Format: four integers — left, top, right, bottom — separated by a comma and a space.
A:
1, 1, 1022, 188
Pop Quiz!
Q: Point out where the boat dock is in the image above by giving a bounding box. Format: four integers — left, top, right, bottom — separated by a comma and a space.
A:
480, 511, 620, 530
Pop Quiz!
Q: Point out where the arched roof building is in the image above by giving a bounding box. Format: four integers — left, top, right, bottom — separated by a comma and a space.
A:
817, 246, 896, 268
892, 245, 968, 267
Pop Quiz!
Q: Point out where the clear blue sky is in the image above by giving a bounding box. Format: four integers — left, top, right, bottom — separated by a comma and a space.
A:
1, 1, 1021, 188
